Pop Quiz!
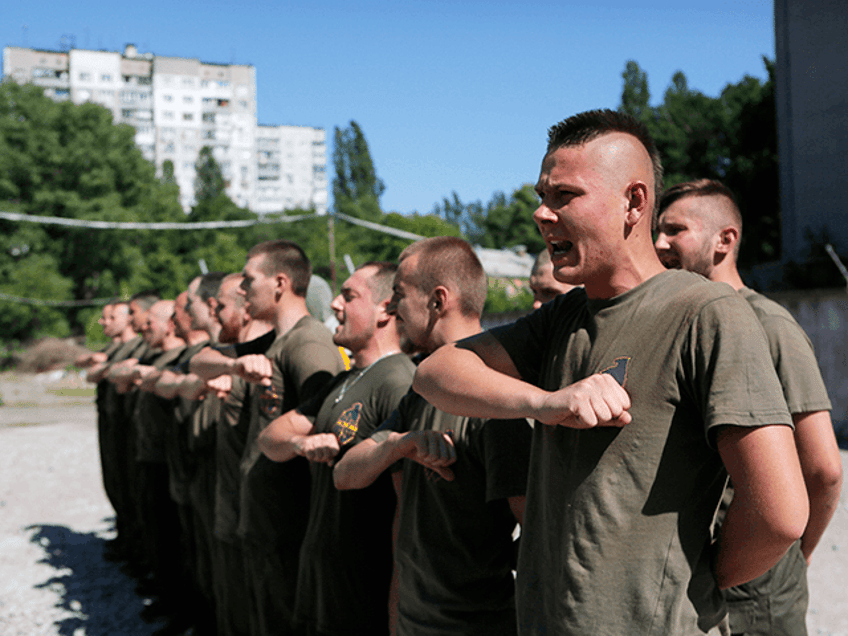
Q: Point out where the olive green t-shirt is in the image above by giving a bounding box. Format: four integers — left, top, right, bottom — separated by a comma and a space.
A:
294, 353, 415, 636
134, 345, 185, 463
492, 270, 792, 636
372, 390, 532, 636
237, 315, 344, 543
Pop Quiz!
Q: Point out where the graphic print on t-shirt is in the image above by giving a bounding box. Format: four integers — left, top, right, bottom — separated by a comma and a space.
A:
332, 402, 362, 445
601, 356, 631, 387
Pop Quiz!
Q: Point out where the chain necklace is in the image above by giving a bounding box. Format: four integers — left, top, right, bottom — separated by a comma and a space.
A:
333, 351, 402, 405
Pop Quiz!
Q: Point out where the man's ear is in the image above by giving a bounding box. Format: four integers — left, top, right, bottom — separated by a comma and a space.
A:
716, 227, 739, 254
375, 298, 392, 327
624, 181, 650, 227
430, 286, 449, 315
274, 272, 290, 297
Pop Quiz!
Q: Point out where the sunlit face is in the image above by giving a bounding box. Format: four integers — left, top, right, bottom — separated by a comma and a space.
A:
655, 198, 717, 278
143, 301, 172, 349
186, 278, 212, 331
330, 266, 380, 355
107, 304, 131, 337
529, 262, 575, 310
215, 277, 245, 345
128, 300, 148, 333
98, 305, 113, 333
172, 292, 193, 340
240, 254, 277, 320
387, 256, 433, 354
533, 137, 633, 296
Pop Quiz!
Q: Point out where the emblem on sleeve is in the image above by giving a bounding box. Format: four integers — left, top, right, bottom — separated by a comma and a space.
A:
601, 356, 631, 387
332, 402, 363, 446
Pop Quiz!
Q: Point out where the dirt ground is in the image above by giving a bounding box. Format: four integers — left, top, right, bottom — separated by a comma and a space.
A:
0, 370, 847, 635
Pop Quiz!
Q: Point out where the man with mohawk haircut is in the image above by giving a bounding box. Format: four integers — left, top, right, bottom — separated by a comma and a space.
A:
413, 110, 809, 635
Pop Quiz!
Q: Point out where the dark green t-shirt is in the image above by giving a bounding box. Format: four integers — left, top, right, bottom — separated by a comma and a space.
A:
134, 345, 185, 463
293, 353, 415, 636
213, 374, 251, 542
492, 270, 792, 636
372, 390, 532, 636
237, 315, 344, 544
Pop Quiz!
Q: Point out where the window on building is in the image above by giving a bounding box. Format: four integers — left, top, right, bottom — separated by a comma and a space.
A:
202, 130, 216, 140
202, 112, 215, 123
101, 74, 112, 82
239, 100, 249, 109
183, 96, 193, 103
182, 78, 194, 87
183, 113, 194, 121
122, 109, 134, 119
164, 94, 173, 102
164, 143, 175, 153
201, 80, 210, 88
79, 72, 92, 81
54, 89, 70, 99
163, 111, 175, 119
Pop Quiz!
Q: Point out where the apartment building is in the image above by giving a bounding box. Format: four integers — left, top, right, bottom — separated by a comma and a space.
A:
3, 44, 327, 214
255, 124, 328, 215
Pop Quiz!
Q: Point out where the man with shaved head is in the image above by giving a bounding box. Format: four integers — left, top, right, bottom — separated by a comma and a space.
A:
414, 110, 808, 634
656, 179, 842, 636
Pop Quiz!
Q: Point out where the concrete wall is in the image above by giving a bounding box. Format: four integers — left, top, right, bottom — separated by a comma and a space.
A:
770, 288, 848, 441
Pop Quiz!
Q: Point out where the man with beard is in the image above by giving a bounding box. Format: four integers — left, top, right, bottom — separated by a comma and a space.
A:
334, 238, 532, 636
258, 262, 413, 636
655, 179, 842, 636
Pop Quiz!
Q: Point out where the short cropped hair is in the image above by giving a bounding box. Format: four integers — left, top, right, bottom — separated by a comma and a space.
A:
659, 179, 743, 229
399, 237, 487, 318
358, 261, 398, 303
129, 289, 160, 311
547, 109, 664, 224
198, 271, 227, 302
659, 179, 743, 256
247, 240, 312, 297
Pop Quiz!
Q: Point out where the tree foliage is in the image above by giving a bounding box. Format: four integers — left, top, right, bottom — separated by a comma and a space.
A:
618, 58, 779, 268
332, 121, 385, 221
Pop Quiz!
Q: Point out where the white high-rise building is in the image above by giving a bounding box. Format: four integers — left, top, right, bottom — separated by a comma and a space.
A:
255, 124, 328, 215
3, 44, 327, 214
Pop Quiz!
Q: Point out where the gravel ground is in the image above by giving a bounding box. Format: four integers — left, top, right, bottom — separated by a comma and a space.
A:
0, 371, 847, 635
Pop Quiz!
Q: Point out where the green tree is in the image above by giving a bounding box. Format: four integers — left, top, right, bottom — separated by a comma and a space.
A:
332, 121, 385, 221
0, 82, 185, 340
194, 145, 226, 203
620, 60, 651, 121
618, 59, 780, 268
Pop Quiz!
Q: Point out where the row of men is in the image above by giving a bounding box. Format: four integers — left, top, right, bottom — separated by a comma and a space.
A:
78, 108, 842, 636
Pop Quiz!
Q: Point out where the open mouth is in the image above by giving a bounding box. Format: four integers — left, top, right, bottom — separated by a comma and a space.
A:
550, 240, 574, 256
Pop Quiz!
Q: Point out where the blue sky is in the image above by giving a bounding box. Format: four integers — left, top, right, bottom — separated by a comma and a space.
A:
2, 0, 776, 215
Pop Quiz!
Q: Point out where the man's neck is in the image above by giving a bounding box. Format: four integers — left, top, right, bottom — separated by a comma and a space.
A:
423, 316, 482, 355
241, 318, 274, 343
186, 330, 208, 346
352, 335, 403, 368
160, 334, 186, 351
119, 328, 137, 343
273, 295, 310, 337
709, 262, 746, 291
583, 250, 667, 300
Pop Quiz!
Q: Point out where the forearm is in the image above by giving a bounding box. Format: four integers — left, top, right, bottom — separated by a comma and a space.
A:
714, 424, 809, 588
86, 363, 109, 383
176, 375, 208, 400
190, 348, 236, 381
258, 411, 314, 463
414, 344, 546, 420
153, 370, 182, 399
794, 410, 843, 561
334, 436, 406, 490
